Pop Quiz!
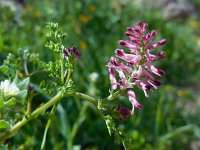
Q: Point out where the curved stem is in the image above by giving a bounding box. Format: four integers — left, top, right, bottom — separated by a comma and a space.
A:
25, 93, 33, 116
65, 69, 72, 84
24, 59, 29, 76
74, 92, 98, 106
104, 88, 125, 101
41, 103, 58, 150
0, 88, 124, 142
67, 103, 88, 150
60, 54, 65, 84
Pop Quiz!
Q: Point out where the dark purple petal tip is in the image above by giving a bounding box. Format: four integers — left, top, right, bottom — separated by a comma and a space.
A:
63, 46, 81, 59
158, 51, 165, 58
158, 69, 165, 77
153, 79, 161, 86
145, 84, 153, 90
158, 39, 166, 46
118, 40, 127, 46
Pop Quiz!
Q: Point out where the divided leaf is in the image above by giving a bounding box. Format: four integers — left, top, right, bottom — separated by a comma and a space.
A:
0, 120, 11, 130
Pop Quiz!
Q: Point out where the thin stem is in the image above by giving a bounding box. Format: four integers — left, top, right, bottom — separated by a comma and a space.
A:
31, 91, 63, 117
24, 59, 29, 76
105, 88, 125, 101
73, 89, 125, 107
67, 103, 88, 150
159, 124, 194, 143
0, 91, 64, 141
60, 54, 65, 84
25, 94, 33, 116
65, 69, 72, 84
0, 88, 125, 142
74, 92, 98, 106
41, 103, 58, 150
155, 94, 164, 141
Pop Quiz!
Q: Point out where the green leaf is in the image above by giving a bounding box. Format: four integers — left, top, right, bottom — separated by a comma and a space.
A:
4, 97, 16, 107
0, 120, 11, 129
0, 97, 4, 109
13, 71, 19, 84
16, 90, 27, 100
0, 143, 8, 150
0, 65, 8, 75
17, 77, 30, 91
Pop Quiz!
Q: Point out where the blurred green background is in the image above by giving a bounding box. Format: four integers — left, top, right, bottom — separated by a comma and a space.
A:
0, 0, 200, 149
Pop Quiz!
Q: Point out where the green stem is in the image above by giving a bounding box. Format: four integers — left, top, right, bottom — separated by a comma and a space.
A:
105, 88, 125, 101
65, 69, 72, 84
74, 92, 98, 106
155, 94, 164, 141
23, 59, 29, 76
0, 91, 64, 142
60, 54, 65, 84
41, 103, 58, 150
0, 88, 124, 142
159, 124, 194, 143
25, 93, 34, 116
67, 103, 88, 150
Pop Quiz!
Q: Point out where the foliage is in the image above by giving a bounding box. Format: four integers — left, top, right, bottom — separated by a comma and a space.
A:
0, 0, 199, 149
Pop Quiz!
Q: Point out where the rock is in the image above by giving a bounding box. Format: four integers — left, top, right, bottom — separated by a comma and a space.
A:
163, 0, 194, 20
152, 0, 170, 8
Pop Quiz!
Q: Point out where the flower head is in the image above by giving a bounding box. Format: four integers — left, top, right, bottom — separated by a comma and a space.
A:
116, 104, 131, 121
63, 46, 81, 60
0, 80, 20, 97
108, 21, 166, 114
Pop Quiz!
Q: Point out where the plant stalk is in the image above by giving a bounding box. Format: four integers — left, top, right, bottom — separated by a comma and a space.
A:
0, 91, 64, 142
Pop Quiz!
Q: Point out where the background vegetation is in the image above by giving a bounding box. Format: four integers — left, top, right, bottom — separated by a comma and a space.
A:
0, 0, 200, 149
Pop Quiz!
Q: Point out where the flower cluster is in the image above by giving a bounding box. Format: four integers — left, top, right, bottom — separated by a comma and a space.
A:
0, 80, 20, 98
63, 46, 81, 60
108, 21, 166, 115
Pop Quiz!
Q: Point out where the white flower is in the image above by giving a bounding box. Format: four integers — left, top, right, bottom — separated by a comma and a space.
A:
89, 72, 99, 82
0, 80, 20, 97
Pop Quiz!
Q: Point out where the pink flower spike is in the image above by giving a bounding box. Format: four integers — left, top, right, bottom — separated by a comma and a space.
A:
127, 90, 143, 115
107, 21, 165, 116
